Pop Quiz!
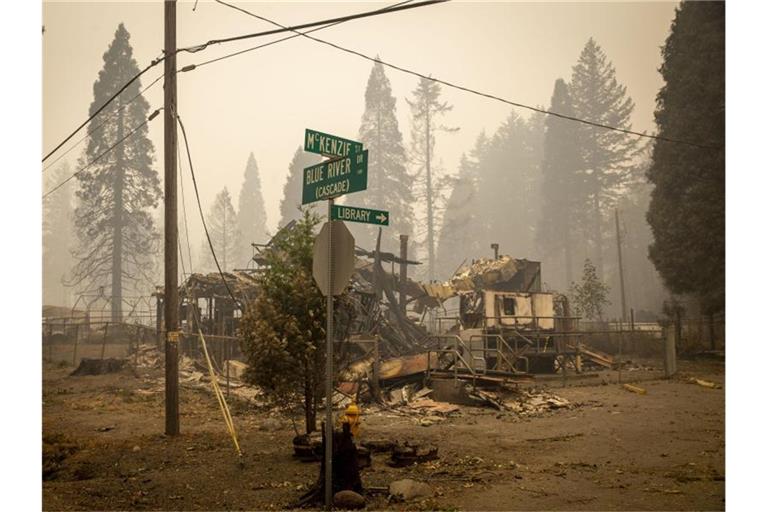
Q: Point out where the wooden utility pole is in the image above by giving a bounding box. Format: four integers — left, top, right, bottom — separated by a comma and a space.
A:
614, 208, 627, 324
164, 0, 180, 436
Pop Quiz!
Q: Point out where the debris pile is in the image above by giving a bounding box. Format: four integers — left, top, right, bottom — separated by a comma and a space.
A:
134, 345, 163, 369
388, 479, 434, 501
389, 442, 439, 467
70, 358, 127, 376
502, 389, 572, 416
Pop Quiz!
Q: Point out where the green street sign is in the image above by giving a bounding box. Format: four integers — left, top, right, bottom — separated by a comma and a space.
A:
331, 205, 389, 226
304, 128, 364, 158
302, 150, 368, 205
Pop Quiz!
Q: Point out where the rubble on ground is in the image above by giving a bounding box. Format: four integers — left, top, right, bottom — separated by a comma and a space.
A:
502, 389, 572, 415
70, 358, 127, 376
389, 442, 439, 467
134, 344, 163, 369
365, 379, 573, 420
388, 479, 434, 501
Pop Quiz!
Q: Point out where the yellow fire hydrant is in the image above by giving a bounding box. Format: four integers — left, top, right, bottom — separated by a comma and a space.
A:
338, 403, 362, 438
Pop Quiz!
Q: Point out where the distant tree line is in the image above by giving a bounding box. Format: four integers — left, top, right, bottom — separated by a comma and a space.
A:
45, 2, 724, 322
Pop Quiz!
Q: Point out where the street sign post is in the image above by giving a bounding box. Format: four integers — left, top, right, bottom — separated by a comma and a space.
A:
331, 205, 389, 226
301, 150, 368, 205
312, 220, 356, 297
303, 128, 381, 509
304, 128, 364, 158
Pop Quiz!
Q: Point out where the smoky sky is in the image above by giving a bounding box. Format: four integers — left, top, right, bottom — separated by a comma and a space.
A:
43, 1, 677, 245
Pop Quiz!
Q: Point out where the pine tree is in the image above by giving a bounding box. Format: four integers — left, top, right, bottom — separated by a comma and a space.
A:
615, 180, 665, 315
278, 146, 321, 229
435, 133, 486, 279
407, 76, 458, 281
236, 152, 268, 266
475, 112, 543, 258
71, 23, 161, 321
43, 162, 75, 306
434, 154, 478, 280
537, 79, 582, 289
569, 38, 640, 276
354, 59, 412, 251
647, 1, 725, 314
201, 188, 240, 272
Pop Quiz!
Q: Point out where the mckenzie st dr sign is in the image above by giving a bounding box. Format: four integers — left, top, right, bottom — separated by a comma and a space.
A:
304, 128, 364, 158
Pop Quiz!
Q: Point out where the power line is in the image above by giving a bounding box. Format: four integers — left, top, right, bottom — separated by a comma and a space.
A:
43, 74, 164, 173
43, 57, 165, 163
177, 138, 195, 277
178, 0, 446, 53
193, 0, 416, 69
43, 0, 447, 163
176, 113, 243, 312
43, 110, 160, 199
213, 0, 720, 151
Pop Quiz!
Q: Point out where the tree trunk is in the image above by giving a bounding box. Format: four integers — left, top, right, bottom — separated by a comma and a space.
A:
425, 103, 435, 282
222, 209, 228, 271
564, 233, 573, 287
304, 366, 316, 434
111, 105, 124, 323
592, 189, 604, 277
709, 313, 716, 351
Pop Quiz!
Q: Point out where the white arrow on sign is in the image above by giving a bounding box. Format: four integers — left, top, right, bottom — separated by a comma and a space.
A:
375, 213, 387, 224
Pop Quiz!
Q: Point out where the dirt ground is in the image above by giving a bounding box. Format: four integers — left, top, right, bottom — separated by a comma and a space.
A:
42, 358, 724, 511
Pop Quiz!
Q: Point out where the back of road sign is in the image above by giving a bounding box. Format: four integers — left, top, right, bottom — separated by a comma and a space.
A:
312, 221, 356, 296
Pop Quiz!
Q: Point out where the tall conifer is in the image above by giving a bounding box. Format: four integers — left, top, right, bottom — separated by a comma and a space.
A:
537, 79, 582, 289
278, 147, 321, 229
236, 152, 268, 265
71, 23, 161, 321
647, 1, 725, 314
201, 188, 240, 272
354, 59, 412, 250
569, 38, 639, 276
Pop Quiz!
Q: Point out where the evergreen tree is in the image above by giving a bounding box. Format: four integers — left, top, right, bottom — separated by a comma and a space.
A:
71, 23, 161, 321
236, 152, 268, 266
569, 38, 640, 276
537, 79, 582, 289
475, 112, 543, 259
239, 209, 326, 434
646, 1, 725, 314
278, 146, 321, 229
615, 180, 665, 315
201, 188, 240, 272
407, 76, 458, 281
43, 162, 75, 306
354, 59, 412, 251
435, 133, 486, 280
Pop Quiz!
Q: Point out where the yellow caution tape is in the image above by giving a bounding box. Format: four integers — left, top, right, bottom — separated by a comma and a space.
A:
197, 329, 242, 457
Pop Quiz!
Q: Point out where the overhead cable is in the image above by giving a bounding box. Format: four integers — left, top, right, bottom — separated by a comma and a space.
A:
213, 0, 720, 150
42, 0, 447, 163
43, 74, 164, 173
43, 110, 160, 199
176, 113, 244, 312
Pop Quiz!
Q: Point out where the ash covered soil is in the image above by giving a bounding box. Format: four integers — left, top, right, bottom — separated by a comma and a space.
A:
43, 359, 724, 511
